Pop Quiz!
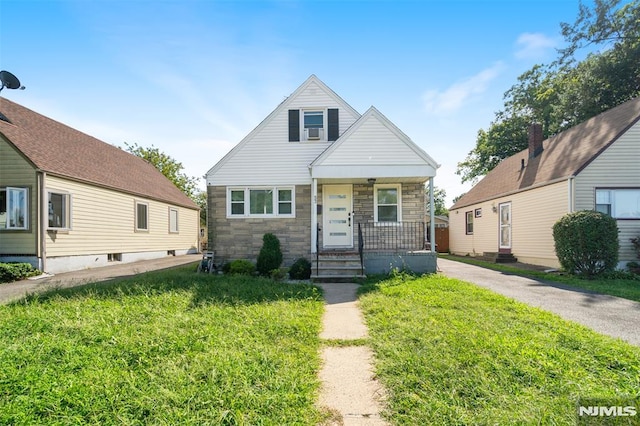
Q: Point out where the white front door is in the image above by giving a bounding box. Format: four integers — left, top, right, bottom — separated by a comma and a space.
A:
323, 184, 353, 247
499, 202, 512, 250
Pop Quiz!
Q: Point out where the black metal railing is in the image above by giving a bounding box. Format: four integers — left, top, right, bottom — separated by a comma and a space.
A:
358, 222, 427, 252
316, 223, 320, 276
358, 223, 364, 275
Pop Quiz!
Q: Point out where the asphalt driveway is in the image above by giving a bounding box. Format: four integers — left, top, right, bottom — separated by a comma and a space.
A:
0, 254, 200, 304
438, 257, 640, 346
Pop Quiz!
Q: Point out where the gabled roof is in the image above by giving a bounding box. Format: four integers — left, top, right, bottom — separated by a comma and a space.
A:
206, 74, 360, 177
0, 97, 198, 209
310, 106, 439, 170
451, 97, 640, 210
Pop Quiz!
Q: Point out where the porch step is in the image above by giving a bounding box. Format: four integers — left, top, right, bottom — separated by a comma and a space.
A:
311, 253, 365, 283
481, 252, 518, 263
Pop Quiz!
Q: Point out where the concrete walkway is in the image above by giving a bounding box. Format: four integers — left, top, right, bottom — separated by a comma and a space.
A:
316, 283, 388, 426
438, 257, 640, 346
0, 254, 200, 304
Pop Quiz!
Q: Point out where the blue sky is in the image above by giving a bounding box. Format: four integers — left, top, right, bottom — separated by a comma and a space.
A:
1, 0, 589, 206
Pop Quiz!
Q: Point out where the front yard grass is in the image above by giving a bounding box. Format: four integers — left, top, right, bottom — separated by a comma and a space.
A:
0, 266, 326, 425
442, 254, 640, 302
359, 274, 640, 425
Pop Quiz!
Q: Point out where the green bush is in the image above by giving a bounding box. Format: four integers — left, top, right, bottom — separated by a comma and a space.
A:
552, 210, 619, 277
0, 263, 40, 283
228, 259, 256, 276
256, 233, 283, 276
289, 258, 312, 280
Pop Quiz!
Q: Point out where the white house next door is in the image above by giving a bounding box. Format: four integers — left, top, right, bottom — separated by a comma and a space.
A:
499, 202, 512, 251
323, 184, 353, 247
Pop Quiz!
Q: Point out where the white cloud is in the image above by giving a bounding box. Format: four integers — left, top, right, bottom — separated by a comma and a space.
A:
423, 62, 505, 115
514, 32, 557, 59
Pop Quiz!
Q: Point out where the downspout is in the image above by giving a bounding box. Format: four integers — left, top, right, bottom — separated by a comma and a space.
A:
38, 171, 47, 272
567, 176, 575, 213
311, 178, 318, 254
429, 178, 435, 254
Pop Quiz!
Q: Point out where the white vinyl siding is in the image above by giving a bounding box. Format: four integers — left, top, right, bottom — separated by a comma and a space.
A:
207, 79, 359, 186
575, 121, 640, 261
318, 114, 423, 166
43, 175, 199, 257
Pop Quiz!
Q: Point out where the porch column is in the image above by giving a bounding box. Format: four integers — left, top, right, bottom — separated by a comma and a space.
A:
429, 178, 435, 253
311, 178, 318, 254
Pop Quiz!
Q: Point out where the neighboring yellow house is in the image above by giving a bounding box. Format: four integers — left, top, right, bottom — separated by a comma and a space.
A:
450, 97, 640, 269
0, 97, 200, 274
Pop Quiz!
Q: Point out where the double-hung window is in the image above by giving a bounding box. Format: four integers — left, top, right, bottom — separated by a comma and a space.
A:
48, 191, 71, 229
0, 187, 28, 230
228, 187, 295, 218
135, 201, 149, 231
595, 189, 640, 219
304, 110, 324, 140
374, 184, 401, 223
169, 207, 179, 233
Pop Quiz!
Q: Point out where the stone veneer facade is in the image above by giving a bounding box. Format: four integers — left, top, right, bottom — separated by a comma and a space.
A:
208, 182, 426, 265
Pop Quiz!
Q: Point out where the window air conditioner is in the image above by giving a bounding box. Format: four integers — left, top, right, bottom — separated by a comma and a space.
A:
307, 128, 321, 140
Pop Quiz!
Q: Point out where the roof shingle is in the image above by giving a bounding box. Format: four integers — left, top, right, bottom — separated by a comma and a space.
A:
452, 97, 640, 210
0, 97, 197, 209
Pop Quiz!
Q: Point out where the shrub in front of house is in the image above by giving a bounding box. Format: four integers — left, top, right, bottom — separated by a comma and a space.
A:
257, 233, 283, 276
228, 259, 256, 276
289, 258, 312, 280
0, 263, 41, 284
552, 210, 619, 277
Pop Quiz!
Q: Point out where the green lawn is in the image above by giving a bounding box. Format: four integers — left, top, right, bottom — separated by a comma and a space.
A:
0, 266, 326, 425
442, 254, 640, 302
359, 273, 640, 425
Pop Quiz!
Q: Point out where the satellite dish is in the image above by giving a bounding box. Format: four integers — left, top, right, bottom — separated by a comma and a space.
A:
0, 70, 25, 92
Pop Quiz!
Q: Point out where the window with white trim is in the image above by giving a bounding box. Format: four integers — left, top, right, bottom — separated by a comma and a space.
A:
303, 110, 324, 140
48, 191, 71, 229
0, 187, 28, 230
228, 187, 295, 218
374, 184, 401, 222
135, 201, 149, 231
169, 207, 179, 233
465, 211, 474, 234
595, 189, 640, 219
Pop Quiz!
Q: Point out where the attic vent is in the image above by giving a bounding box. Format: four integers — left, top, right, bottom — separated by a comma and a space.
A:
0, 112, 11, 124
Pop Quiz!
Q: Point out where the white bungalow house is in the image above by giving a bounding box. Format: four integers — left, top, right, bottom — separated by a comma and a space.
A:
449, 97, 640, 269
0, 97, 200, 274
206, 75, 440, 278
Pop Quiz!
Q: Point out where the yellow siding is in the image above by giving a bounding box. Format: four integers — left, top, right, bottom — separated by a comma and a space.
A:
575, 121, 640, 261
450, 181, 568, 268
45, 175, 199, 257
0, 137, 38, 254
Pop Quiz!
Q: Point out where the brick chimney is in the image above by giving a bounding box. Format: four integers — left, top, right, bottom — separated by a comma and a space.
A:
528, 123, 543, 158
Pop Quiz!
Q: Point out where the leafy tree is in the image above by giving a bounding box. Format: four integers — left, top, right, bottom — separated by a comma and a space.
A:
425, 185, 449, 215
457, 0, 640, 184
123, 142, 201, 200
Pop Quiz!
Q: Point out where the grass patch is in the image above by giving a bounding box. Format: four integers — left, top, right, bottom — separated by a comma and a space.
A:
443, 255, 640, 302
321, 338, 370, 348
0, 266, 326, 425
360, 274, 640, 425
